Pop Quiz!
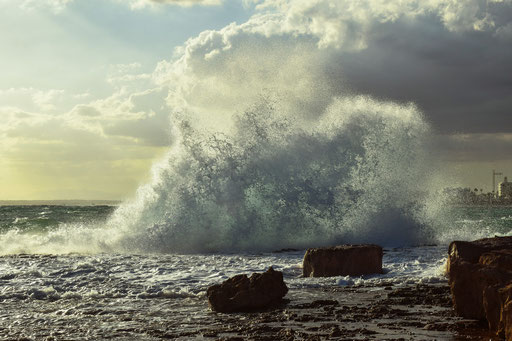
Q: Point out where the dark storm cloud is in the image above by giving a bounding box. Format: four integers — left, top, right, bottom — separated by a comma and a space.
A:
323, 14, 512, 134
434, 133, 512, 162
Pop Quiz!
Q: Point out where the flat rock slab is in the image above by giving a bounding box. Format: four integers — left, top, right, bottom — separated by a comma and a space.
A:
447, 236, 512, 273
303, 244, 383, 277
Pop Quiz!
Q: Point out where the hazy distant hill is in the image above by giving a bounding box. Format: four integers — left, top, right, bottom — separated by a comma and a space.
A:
0, 200, 122, 206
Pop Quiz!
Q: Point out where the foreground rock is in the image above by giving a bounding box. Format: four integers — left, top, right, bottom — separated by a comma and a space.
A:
447, 236, 512, 273
303, 244, 383, 277
186, 284, 490, 340
447, 236, 512, 339
449, 259, 512, 320
206, 267, 288, 313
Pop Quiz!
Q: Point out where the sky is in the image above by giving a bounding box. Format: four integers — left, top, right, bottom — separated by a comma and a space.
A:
0, 0, 511, 200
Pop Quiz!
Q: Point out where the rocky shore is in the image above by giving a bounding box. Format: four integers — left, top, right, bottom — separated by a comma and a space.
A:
448, 236, 512, 339
185, 243, 501, 340
169, 282, 494, 340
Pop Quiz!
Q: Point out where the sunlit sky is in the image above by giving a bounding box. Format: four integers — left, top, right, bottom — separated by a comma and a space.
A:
1, 0, 511, 200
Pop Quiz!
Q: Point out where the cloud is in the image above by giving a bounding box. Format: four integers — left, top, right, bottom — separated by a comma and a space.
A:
248, 0, 510, 49
119, 0, 223, 10
72, 105, 102, 117
7, 0, 509, 146
434, 133, 512, 162
0, 87, 172, 160
89, 87, 173, 146
149, 0, 511, 134
2, 0, 511, 198
0, 91, 169, 199
19, 0, 74, 13
0, 88, 66, 113
11, 0, 223, 13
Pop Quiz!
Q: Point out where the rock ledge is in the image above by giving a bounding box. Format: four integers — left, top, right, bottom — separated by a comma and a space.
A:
303, 244, 383, 277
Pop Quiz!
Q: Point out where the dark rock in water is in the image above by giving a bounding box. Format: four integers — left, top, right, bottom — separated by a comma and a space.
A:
302, 244, 383, 277
206, 267, 288, 313
272, 248, 300, 253
447, 236, 512, 273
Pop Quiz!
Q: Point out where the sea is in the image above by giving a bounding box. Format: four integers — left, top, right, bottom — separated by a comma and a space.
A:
1, 102, 511, 339
0, 204, 511, 339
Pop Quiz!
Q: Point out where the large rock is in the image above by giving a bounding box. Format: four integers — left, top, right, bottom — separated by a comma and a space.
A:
483, 284, 504, 335
447, 236, 512, 273
504, 299, 512, 340
449, 260, 512, 320
206, 267, 288, 313
483, 283, 512, 337
303, 244, 383, 277
447, 236, 512, 338
480, 249, 512, 272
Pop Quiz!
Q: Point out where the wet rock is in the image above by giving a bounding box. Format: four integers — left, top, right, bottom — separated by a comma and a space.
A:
504, 299, 512, 340
483, 282, 512, 338
448, 260, 512, 320
206, 267, 288, 313
448, 236, 512, 338
329, 326, 342, 337
293, 299, 339, 309
482, 284, 503, 334
302, 244, 383, 277
480, 249, 512, 272
447, 236, 512, 273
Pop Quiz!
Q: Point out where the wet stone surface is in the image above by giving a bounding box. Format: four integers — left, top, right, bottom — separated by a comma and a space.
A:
185, 284, 497, 341
0, 249, 496, 340
2, 282, 496, 340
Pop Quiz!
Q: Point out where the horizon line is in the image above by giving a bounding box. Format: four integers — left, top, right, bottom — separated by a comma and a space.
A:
0, 199, 123, 206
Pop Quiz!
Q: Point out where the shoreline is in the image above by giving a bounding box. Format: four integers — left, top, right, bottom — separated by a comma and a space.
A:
169, 282, 495, 340
0, 200, 122, 206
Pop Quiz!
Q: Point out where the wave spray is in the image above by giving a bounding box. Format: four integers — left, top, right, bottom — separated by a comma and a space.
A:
105, 95, 440, 253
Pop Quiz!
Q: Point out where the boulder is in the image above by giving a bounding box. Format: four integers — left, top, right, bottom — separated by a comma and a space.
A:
484, 282, 512, 338
483, 284, 503, 334
448, 260, 512, 320
303, 244, 383, 277
447, 236, 512, 273
447, 236, 512, 338
206, 267, 288, 313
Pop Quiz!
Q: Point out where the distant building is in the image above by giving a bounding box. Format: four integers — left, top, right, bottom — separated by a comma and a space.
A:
498, 177, 512, 198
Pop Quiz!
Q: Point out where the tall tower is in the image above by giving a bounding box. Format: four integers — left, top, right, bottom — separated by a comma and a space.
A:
493, 170, 503, 198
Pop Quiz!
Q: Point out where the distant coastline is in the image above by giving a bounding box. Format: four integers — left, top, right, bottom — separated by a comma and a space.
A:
0, 200, 122, 206
451, 203, 512, 208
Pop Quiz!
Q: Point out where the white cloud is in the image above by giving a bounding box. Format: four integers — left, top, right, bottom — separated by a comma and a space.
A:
4, 0, 510, 144
0, 88, 66, 113
253, 0, 512, 49
78, 87, 172, 146
2, 0, 511, 198
106, 62, 153, 88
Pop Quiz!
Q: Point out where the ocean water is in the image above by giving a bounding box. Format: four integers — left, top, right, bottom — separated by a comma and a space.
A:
0, 204, 511, 339
0, 92, 510, 339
